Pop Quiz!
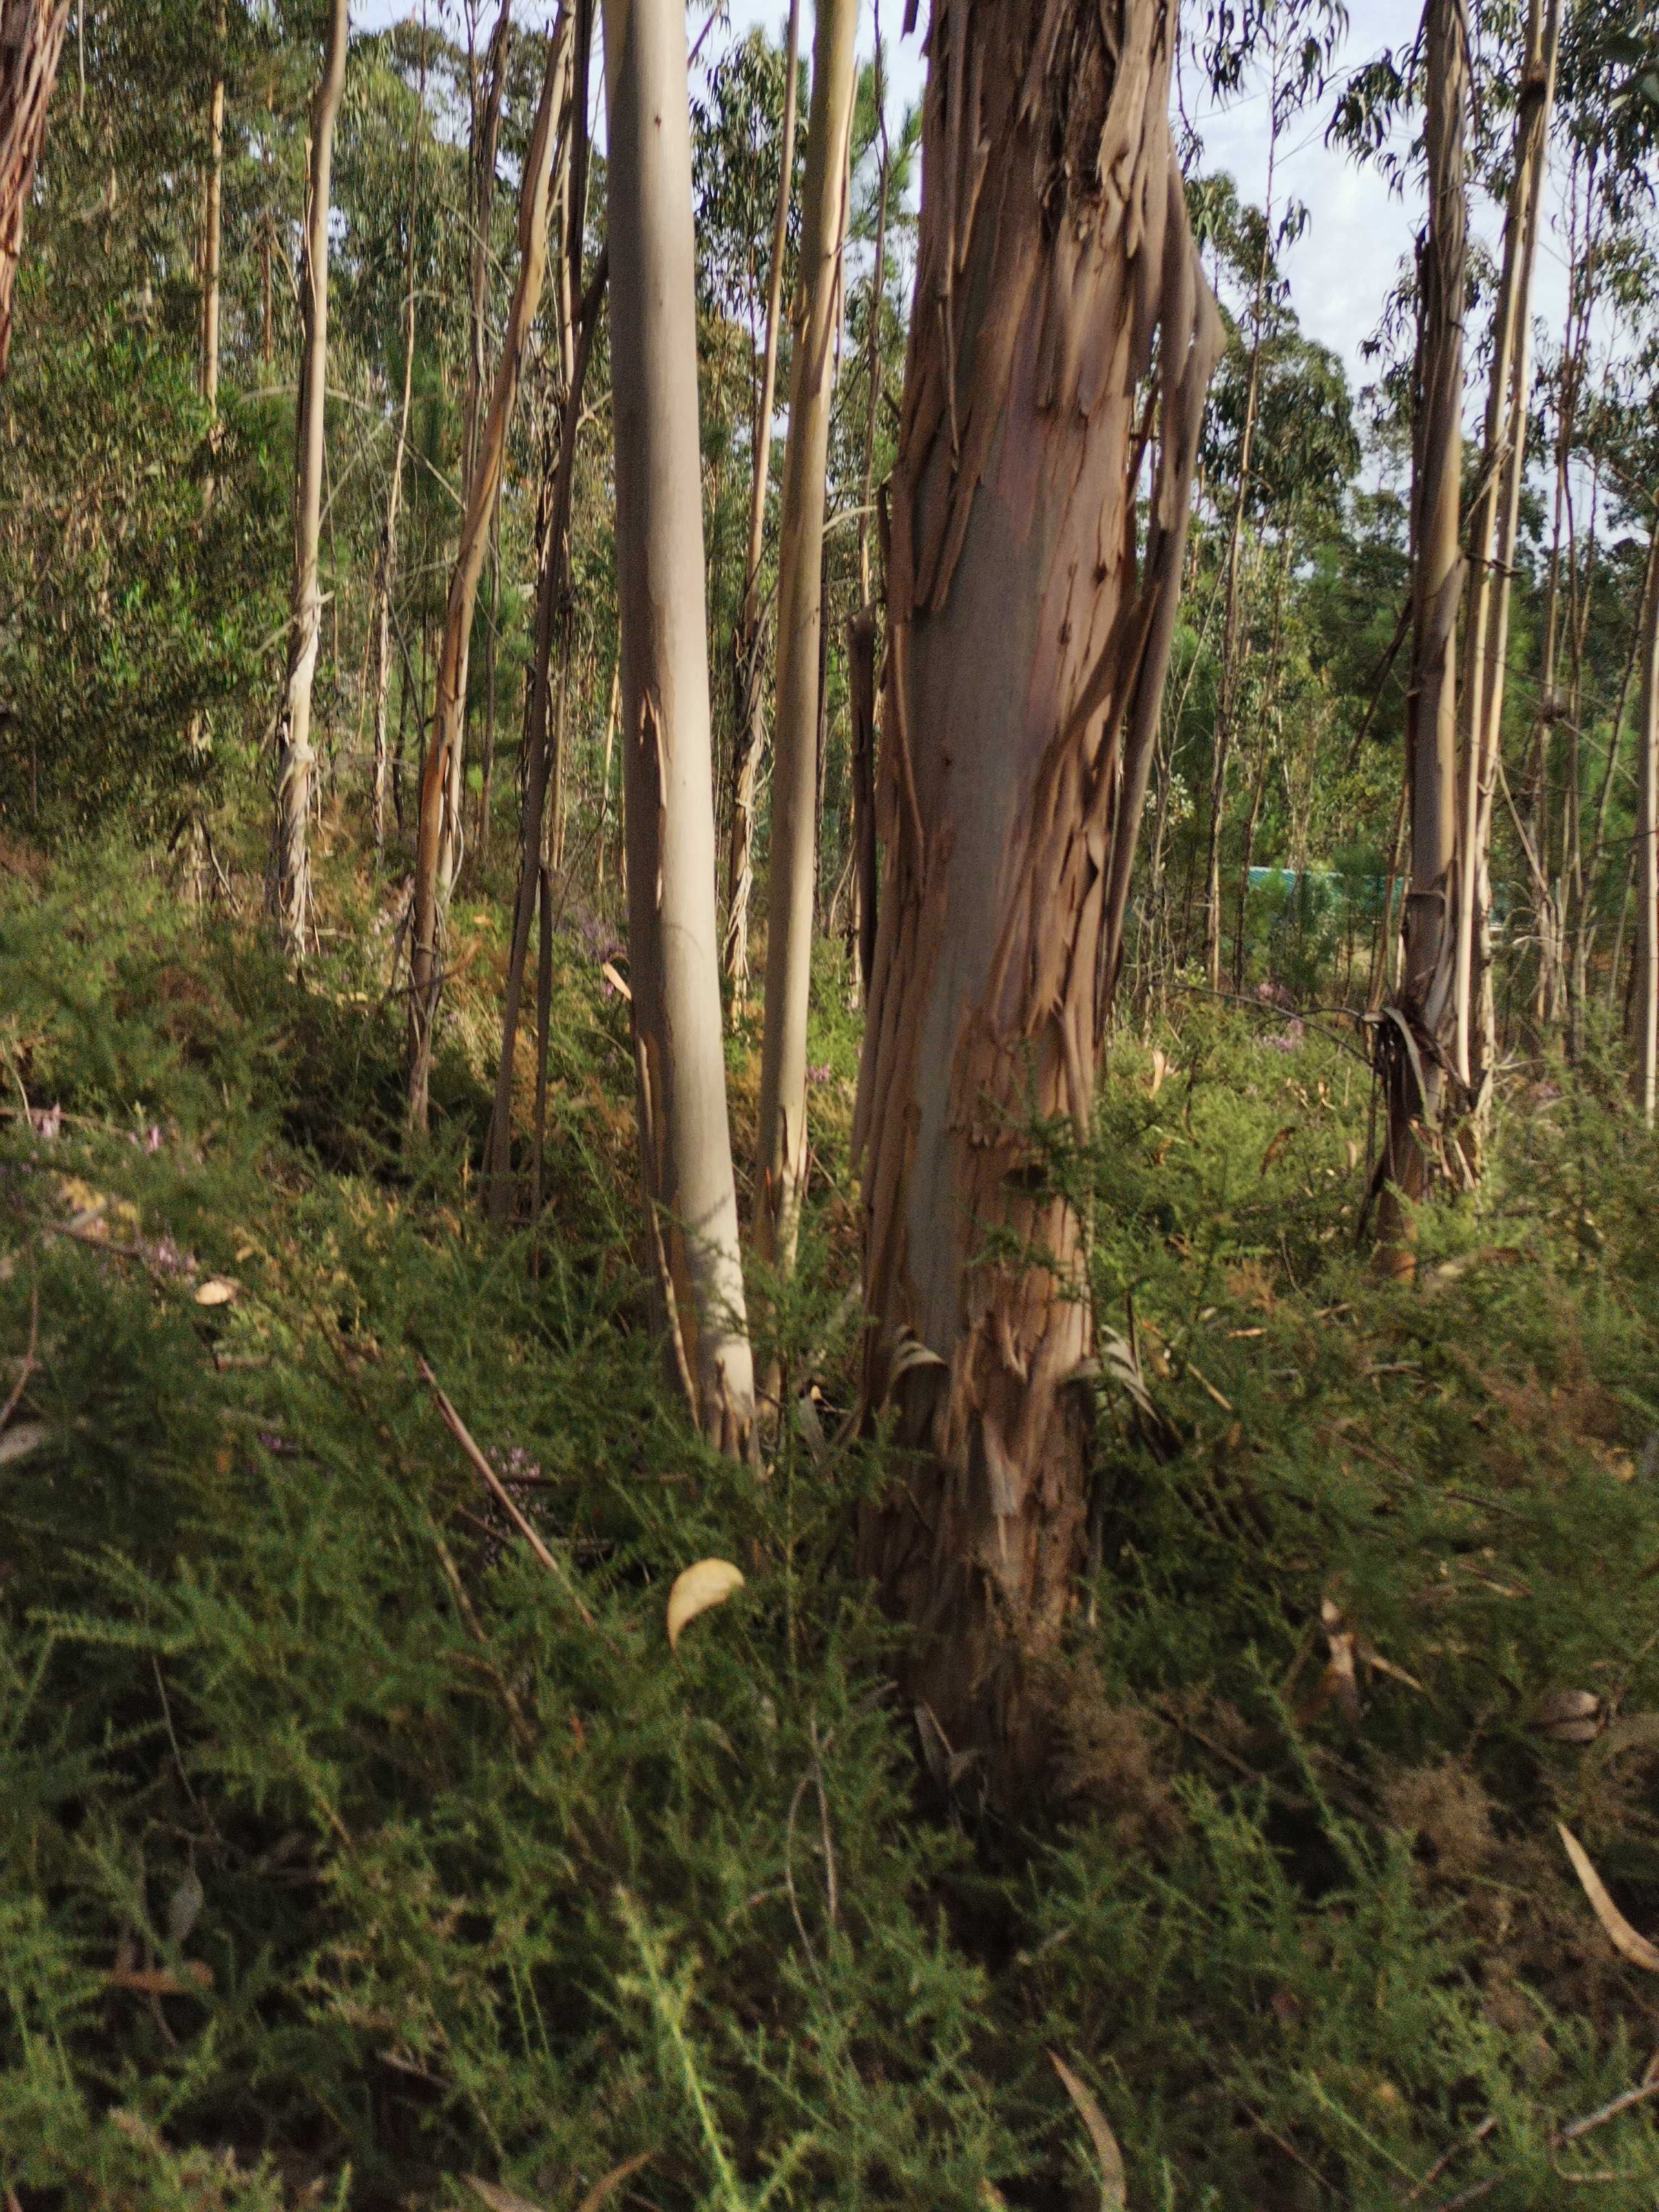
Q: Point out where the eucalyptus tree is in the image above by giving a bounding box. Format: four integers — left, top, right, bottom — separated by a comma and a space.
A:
268, 0, 349, 961
853, 0, 1221, 1786
754, 0, 860, 1283
0, 0, 69, 378
604, 0, 757, 1454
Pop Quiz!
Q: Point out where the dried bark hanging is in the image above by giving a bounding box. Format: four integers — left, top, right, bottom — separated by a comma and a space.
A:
853, 0, 1221, 1788
1373, 0, 1469, 1264
407, 14, 569, 1133
754, 0, 860, 1281
604, 0, 757, 1455
267, 0, 350, 962
0, 0, 67, 382
723, 0, 802, 1004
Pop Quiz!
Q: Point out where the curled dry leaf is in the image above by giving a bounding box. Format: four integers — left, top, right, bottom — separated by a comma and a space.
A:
1146, 1047, 1168, 1098
599, 960, 632, 1003
1559, 1823, 1659, 1971
466, 2182, 546, 2212
1048, 2049, 1128, 2210
194, 1277, 237, 1307
1533, 1690, 1606, 1744
665, 1558, 745, 1651
1259, 1125, 1296, 1176
0, 1420, 50, 1466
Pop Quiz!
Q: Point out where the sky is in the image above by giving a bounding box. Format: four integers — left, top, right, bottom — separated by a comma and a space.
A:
357, 0, 1584, 411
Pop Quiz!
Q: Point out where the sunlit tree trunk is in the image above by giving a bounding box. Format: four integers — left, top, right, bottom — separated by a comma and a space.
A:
723, 0, 801, 1003
605, 0, 757, 1453
408, 18, 566, 1129
1636, 538, 1659, 1127
0, 0, 67, 381
1375, 0, 1467, 1264
1453, 0, 1558, 1128
847, 5, 890, 1001
371, 21, 425, 862
754, 0, 859, 1280
854, 0, 1220, 1787
268, 0, 349, 961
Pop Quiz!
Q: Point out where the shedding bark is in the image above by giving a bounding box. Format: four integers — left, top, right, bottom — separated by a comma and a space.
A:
854, 0, 1220, 1786
754, 0, 860, 1280
0, 0, 67, 382
604, 0, 757, 1453
268, 0, 349, 962
1373, 0, 1468, 1265
1451, 0, 1559, 1129
723, 0, 802, 1003
407, 16, 567, 1130
1635, 538, 1659, 1128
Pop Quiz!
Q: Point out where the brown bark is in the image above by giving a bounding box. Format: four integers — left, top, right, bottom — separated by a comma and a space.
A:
0, 0, 67, 381
854, 0, 1220, 1787
848, 603, 878, 994
754, 0, 860, 1281
408, 16, 567, 1129
268, 0, 349, 962
604, 0, 757, 1452
1374, 0, 1468, 1265
1636, 538, 1659, 1126
723, 0, 802, 1003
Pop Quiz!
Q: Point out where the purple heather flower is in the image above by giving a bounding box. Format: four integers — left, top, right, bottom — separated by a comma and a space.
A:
32, 1105, 61, 1142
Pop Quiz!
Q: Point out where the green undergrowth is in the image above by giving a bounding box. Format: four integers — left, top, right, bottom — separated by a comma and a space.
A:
2, 848, 1659, 2209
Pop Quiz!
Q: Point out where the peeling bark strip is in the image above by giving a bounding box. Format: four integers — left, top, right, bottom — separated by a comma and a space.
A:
854, 0, 1220, 1785
0, 0, 67, 382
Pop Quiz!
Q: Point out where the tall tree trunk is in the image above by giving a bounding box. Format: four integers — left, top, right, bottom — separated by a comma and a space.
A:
0, 0, 67, 382
482, 18, 603, 1222
371, 19, 425, 861
408, 17, 566, 1129
268, 0, 349, 962
1635, 537, 1659, 1126
1452, 0, 1558, 1125
1375, 0, 1468, 1262
723, 0, 802, 1002
604, 0, 757, 1453
847, 3, 891, 1000
754, 0, 859, 1280
201, 24, 224, 421
854, 0, 1220, 1788
440, 0, 514, 896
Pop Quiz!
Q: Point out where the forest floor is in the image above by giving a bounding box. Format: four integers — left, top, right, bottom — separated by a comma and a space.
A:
3, 831, 1659, 2211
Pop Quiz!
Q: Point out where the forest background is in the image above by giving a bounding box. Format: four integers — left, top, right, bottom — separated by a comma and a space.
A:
4, 0, 1659, 2205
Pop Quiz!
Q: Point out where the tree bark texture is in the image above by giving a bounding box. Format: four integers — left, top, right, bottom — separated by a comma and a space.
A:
754, 0, 860, 1280
1375, 0, 1468, 1261
604, 0, 757, 1453
408, 15, 567, 1129
0, 0, 66, 381
723, 0, 802, 1003
853, 0, 1220, 1786
269, 0, 349, 961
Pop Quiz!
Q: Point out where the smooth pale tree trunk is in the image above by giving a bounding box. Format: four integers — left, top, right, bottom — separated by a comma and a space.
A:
269, 0, 349, 962
1453, 0, 1558, 1123
846, 7, 890, 1001
0, 0, 67, 380
1374, 0, 1468, 1266
371, 23, 425, 860
180, 20, 227, 906
854, 0, 1220, 1788
408, 18, 566, 1129
754, 0, 859, 1280
1635, 541, 1659, 1126
723, 0, 801, 1002
604, 0, 757, 1454
441, 0, 513, 895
